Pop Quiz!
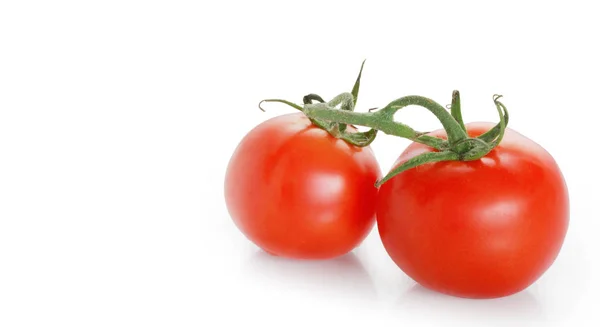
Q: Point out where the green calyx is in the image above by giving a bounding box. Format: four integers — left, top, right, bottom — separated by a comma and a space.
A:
258, 60, 378, 147
258, 61, 510, 187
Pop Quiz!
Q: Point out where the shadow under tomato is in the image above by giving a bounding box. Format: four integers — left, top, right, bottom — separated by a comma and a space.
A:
396, 283, 544, 323
242, 250, 377, 303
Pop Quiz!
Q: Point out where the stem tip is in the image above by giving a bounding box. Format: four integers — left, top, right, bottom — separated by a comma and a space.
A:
258, 100, 267, 112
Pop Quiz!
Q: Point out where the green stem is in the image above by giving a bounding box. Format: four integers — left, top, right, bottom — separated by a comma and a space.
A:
257, 61, 510, 187
304, 103, 447, 150
478, 97, 509, 143
303, 91, 510, 186
351, 59, 366, 107
258, 99, 303, 112
326, 92, 355, 110
303, 94, 325, 104
376, 151, 460, 187
302, 93, 338, 132
488, 95, 508, 148
450, 90, 466, 131
380, 95, 468, 144
326, 92, 354, 133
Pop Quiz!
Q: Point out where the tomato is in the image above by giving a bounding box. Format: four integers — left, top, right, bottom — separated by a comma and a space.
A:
224, 112, 382, 259
376, 122, 569, 298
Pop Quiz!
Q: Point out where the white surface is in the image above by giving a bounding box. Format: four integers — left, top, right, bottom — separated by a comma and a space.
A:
1, 1, 598, 326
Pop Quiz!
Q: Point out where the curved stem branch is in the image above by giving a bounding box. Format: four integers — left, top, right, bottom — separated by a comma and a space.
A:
381, 95, 468, 144
326, 92, 355, 111
258, 99, 303, 112
478, 97, 509, 143
488, 95, 508, 147
376, 151, 460, 187
303, 94, 325, 104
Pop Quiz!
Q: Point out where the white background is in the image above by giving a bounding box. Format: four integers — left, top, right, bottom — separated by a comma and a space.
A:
1, 1, 598, 326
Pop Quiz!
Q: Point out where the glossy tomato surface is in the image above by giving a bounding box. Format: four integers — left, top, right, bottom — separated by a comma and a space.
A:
377, 122, 569, 298
225, 113, 381, 259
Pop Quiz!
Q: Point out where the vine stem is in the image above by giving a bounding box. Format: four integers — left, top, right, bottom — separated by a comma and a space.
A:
304, 101, 447, 150
380, 95, 468, 144
304, 91, 510, 186
303, 93, 473, 149
258, 61, 510, 187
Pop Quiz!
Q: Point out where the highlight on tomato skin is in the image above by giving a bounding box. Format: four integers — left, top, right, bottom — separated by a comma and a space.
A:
375, 122, 570, 299
224, 113, 382, 260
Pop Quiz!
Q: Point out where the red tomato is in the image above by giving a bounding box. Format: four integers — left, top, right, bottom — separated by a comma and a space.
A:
376, 122, 569, 298
225, 112, 381, 259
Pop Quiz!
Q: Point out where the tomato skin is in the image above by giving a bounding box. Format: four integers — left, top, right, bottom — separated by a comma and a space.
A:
225, 113, 381, 259
376, 122, 569, 298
